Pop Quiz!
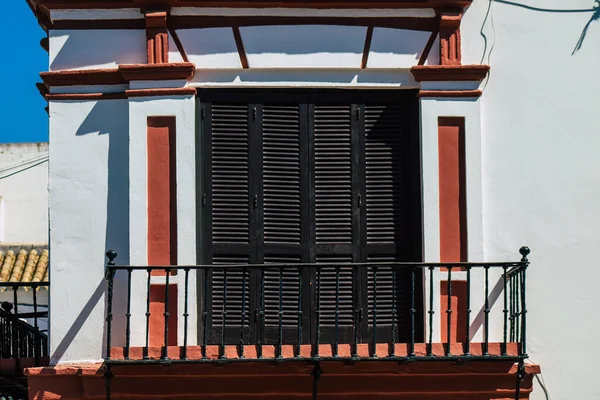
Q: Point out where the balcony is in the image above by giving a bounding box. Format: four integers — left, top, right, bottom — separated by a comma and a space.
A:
101, 247, 532, 399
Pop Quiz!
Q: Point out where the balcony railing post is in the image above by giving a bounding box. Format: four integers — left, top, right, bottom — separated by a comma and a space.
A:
409, 265, 416, 357
125, 268, 132, 360
105, 250, 117, 361
144, 268, 151, 360
427, 265, 434, 356
519, 246, 530, 357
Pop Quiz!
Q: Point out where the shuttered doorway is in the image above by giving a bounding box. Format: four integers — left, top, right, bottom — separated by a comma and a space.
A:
199, 90, 422, 346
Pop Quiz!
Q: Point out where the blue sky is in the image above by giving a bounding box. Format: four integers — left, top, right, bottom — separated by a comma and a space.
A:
1, 2, 47, 143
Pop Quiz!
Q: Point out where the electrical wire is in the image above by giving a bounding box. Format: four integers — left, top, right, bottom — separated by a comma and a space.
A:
0, 154, 49, 175
0, 158, 48, 181
526, 359, 552, 400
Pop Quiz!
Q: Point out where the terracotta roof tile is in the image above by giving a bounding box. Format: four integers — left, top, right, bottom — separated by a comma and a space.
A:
0, 244, 49, 290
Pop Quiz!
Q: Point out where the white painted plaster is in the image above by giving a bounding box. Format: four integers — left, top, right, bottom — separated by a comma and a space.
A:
128, 95, 197, 347
49, 30, 146, 71
241, 25, 366, 68
368, 28, 436, 68
168, 28, 241, 69
48, 99, 129, 364
51, 9, 143, 20
0, 143, 48, 243
44, 2, 600, 398
190, 69, 418, 88
171, 7, 436, 18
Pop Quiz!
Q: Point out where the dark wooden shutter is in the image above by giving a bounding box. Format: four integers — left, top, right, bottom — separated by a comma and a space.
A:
312, 104, 358, 343
204, 103, 254, 344
364, 104, 413, 343
260, 104, 311, 344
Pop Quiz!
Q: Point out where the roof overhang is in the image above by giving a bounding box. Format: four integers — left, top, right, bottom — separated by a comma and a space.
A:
27, 0, 472, 29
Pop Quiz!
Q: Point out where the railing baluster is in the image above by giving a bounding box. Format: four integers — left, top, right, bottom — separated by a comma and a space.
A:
125, 268, 132, 359
297, 266, 303, 358
220, 268, 227, 359
315, 266, 321, 358
183, 268, 190, 360
33, 285, 40, 363
277, 266, 284, 359
258, 268, 265, 359
13, 287, 18, 358
372, 265, 378, 358
240, 266, 247, 359
520, 246, 530, 357
202, 267, 208, 359
352, 265, 359, 358
163, 270, 171, 360
105, 250, 117, 361
509, 273, 515, 342
502, 265, 508, 356
389, 266, 397, 357
446, 267, 452, 356
515, 272, 520, 345
427, 265, 434, 356
334, 265, 340, 358
409, 266, 415, 357
465, 266, 471, 356
144, 268, 151, 359
483, 265, 490, 356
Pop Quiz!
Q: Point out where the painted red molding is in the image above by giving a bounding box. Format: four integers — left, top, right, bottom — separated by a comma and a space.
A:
119, 63, 195, 81
45, 92, 128, 100
25, 359, 539, 400
147, 116, 177, 270
418, 89, 482, 98
126, 87, 197, 97
438, 116, 467, 262
149, 284, 178, 346
439, 10, 462, 65
146, 11, 169, 64
40, 68, 124, 86
440, 280, 467, 343
411, 65, 490, 81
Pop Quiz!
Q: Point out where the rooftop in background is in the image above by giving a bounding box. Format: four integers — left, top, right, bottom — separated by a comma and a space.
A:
0, 244, 48, 288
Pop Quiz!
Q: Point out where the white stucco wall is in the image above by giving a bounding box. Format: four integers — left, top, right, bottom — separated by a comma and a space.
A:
45, 2, 600, 398
49, 99, 129, 363
0, 143, 48, 243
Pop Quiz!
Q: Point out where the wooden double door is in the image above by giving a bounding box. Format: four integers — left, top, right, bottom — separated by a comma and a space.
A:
198, 90, 422, 346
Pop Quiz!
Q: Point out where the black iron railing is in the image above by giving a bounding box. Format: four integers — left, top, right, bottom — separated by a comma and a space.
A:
103, 247, 530, 365
0, 282, 49, 365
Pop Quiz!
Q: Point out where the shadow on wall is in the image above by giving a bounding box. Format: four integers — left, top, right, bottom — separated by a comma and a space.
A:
50, 30, 145, 70
50, 101, 130, 363
480, 0, 600, 61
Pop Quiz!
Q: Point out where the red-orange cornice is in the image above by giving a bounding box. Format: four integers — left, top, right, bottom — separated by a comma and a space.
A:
40, 62, 195, 87
411, 65, 490, 82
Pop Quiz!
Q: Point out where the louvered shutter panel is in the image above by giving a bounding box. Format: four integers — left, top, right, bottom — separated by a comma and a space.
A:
313, 105, 357, 343
261, 104, 310, 344
205, 103, 254, 344
365, 104, 413, 343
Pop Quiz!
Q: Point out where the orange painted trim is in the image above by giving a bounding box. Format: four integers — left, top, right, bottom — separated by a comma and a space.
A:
45, 92, 128, 100
440, 280, 467, 343
40, 68, 124, 86
438, 116, 467, 262
438, 9, 462, 65
40, 63, 196, 88
418, 90, 482, 98
44, 88, 196, 101
126, 87, 197, 97
147, 116, 178, 269
411, 65, 490, 81
146, 11, 169, 64
119, 63, 195, 81
149, 284, 178, 346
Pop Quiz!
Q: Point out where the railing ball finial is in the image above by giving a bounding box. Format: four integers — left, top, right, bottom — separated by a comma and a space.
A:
519, 246, 530, 262
106, 250, 118, 266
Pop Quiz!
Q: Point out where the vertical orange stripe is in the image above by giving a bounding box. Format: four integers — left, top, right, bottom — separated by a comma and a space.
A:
149, 284, 178, 346
438, 117, 467, 263
148, 117, 177, 269
440, 281, 467, 343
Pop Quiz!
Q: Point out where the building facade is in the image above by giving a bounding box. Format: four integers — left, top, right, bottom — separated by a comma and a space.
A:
24, 0, 600, 399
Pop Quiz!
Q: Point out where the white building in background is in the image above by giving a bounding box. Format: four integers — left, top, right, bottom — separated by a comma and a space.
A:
0, 143, 48, 243
22, 0, 600, 399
